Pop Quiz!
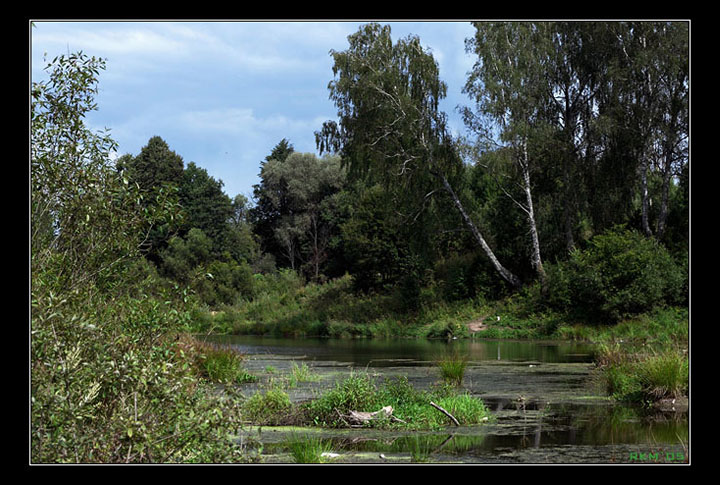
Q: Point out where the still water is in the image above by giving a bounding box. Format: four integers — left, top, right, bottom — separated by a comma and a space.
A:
204, 335, 689, 464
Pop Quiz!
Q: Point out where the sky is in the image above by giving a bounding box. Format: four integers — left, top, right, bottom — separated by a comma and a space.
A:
31, 20, 478, 200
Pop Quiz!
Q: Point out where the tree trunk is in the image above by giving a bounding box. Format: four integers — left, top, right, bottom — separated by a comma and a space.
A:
656, 107, 680, 240
520, 144, 546, 287
438, 173, 522, 289
640, 153, 652, 237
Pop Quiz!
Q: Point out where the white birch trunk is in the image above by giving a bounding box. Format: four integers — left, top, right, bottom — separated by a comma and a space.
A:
520, 142, 546, 285
438, 173, 522, 289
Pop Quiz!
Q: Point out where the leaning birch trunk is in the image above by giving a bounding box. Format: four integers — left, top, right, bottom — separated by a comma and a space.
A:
438, 173, 522, 289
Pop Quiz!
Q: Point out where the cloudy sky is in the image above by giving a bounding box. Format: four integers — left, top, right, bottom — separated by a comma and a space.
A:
31, 21, 478, 199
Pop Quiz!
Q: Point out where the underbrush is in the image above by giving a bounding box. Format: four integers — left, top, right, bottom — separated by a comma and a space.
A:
31, 281, 253, 463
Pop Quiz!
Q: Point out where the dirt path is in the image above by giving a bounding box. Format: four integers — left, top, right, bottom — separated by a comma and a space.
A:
467, 316, 489, 333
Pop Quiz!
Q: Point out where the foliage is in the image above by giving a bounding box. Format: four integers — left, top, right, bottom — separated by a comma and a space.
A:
179, 162, 235, 255
31, 51, 248, 463
546, 227, 686, 323
337, 183, 405, 293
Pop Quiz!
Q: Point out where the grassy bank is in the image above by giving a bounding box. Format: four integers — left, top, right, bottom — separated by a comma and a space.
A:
189, 272, 688, 343
188, 272, 689, 408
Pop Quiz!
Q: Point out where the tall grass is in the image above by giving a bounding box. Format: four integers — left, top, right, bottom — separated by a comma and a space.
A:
636, 350, 689, 400
436, 350, 468, 386
285, 435, 335, 463
598, 346, 688, 402
191, 338, 256, 384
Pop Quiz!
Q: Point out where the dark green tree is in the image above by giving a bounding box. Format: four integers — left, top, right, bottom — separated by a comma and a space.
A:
116, 136, 185, 261
250, 139, 296, 263
118, 136, 184, 195
316, 23, 522, 289
259, 152, 346, 280
179, 162, 234, 257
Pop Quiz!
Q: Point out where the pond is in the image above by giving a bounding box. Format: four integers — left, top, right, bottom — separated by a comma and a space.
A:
203, 335, 689, 464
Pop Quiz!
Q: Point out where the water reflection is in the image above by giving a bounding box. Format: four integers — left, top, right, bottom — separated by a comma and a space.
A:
208, 335, 688, 463
202, 335, 596, 366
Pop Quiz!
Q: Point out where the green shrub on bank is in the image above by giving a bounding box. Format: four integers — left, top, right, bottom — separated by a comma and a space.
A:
546, 227, 687, 323
31, 52, 250, 463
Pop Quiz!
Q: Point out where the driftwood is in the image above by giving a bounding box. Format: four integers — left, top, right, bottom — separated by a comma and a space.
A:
336, 406, 407, 427
429, 401, 460, 426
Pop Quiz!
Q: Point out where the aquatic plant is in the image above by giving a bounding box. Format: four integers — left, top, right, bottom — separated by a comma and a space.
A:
636, 350, 689, 400
285, 434, 336, 463
194, 340, 256, 384
287, 362, 320, 388
243, 388, 293, 425
436, 350, 468, 386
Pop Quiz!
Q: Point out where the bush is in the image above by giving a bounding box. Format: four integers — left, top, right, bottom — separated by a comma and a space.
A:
31, 52, 249, 463
546, 227, 687, 323
242, 388, 293, 425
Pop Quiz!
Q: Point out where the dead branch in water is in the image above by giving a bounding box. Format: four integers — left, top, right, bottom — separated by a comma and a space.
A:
429, 401, 460, 426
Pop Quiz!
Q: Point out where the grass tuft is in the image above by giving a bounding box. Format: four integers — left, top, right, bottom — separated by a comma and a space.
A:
436, 350, 468, 386
285, 434, 336, 463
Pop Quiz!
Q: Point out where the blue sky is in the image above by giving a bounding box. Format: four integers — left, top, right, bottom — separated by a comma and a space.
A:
31, 21, 478, 200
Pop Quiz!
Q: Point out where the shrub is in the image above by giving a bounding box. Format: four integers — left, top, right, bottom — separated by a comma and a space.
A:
243, 388, 293, 425
546, 227, 686, 323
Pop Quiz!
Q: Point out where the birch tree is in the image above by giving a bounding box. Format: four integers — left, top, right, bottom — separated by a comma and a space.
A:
316, 23, 522, 289
463, 22, 552, 285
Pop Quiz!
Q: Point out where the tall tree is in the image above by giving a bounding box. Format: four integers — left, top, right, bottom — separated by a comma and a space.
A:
118, 136, 184, 196
179, 162, 234, 256
116, 136, 185, 260
316, 23, 523, 289
463, 22, 551, 285
260, 152, 346, 280
31, 53, 179, 290
250, 139, 296, 262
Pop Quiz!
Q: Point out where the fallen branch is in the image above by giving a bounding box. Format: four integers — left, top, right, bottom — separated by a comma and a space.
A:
429, 401, 460, 426
336, 406, 406, 427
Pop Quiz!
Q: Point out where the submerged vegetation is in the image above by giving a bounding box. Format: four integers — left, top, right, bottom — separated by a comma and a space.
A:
31, 21, 688, 463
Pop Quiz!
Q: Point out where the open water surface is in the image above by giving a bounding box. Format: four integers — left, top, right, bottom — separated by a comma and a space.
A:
203, 335, 689, 464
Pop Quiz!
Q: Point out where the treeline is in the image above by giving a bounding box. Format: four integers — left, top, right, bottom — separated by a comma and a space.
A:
112, 21, 688, 322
